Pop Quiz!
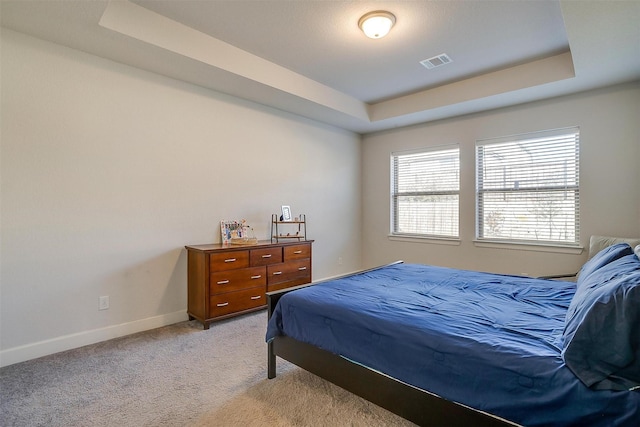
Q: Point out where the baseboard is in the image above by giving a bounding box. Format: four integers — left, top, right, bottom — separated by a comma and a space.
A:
0, 310, 189, 368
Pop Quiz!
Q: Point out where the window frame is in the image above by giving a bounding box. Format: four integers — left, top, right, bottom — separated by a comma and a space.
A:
390, 145, 460, 240
475, 127, 580, 247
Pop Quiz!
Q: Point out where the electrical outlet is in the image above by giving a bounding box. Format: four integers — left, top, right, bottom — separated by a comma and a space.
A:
338, 257, 343, 265
99, 296, 109, 310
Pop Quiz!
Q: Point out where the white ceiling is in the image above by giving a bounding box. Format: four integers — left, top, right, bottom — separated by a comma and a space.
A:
2, 0, 639, 134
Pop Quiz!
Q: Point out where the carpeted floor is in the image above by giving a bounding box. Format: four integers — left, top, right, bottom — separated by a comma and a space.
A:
0, 311, 415, 426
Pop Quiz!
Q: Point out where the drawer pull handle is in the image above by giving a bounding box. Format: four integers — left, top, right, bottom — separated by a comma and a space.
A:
217, 280, 230, 285
294, 250, 303, 254
224, 258, 237, 263
273, 271, 282, 275
216, 302, 229, 307
261, 254, 272, 258
298, 267, 307, 271
251, 275, 262, 279
250, 295, 262, 300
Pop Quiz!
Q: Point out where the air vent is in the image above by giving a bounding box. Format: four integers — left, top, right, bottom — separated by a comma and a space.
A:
420, 53, 453, 70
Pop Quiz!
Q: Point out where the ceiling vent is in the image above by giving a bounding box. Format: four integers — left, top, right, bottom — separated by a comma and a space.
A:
420, 53, 453, 70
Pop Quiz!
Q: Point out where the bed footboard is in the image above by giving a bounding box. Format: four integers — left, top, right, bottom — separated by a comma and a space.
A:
268, 334, 515, 426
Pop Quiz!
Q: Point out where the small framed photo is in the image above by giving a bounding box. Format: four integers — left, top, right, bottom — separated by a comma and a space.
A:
220, 220, 244, 244
281, 205, 292, 221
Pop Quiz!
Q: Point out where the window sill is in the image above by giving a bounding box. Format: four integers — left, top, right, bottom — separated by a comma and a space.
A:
473, 240, 584, 255
388, 235, 461, 246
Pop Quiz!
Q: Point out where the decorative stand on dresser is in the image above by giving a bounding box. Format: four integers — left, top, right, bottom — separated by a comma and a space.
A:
185, 240, 313, 329
271, 214, 306, 243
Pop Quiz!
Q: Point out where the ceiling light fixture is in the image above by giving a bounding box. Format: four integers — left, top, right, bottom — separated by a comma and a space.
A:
358, 11, 396, 39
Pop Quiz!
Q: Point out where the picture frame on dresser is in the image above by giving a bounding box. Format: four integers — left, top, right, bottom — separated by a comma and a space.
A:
281, 205, 292, 221
220, 220, 246, 244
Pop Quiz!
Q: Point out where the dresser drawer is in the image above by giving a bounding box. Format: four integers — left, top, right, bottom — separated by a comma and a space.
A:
267, 259, 311, 285
210, 250, 249, 271
250, 247, 283, 266
210, 266, 266, 294
267, 279, 311, 293
284, 244, 311, 260
210, 286, 265, 317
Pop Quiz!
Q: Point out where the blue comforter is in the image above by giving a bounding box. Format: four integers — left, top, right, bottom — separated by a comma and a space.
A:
266, 263, 640, 426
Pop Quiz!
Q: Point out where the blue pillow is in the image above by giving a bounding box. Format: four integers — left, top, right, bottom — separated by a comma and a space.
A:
563, 254, 640, 390
578, 243, 634, 281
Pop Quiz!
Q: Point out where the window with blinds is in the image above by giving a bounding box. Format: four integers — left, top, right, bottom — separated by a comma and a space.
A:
476, 127, 580, 245
391, 146, 459, 238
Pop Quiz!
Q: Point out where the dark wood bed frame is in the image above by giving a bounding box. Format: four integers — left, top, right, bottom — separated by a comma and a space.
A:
266, 262, 519, 427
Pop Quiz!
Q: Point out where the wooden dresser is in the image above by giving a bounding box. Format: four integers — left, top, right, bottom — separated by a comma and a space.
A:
185, 240, 313, 329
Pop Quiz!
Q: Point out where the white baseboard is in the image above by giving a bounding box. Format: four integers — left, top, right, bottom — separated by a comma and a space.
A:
0, 310, 189, 368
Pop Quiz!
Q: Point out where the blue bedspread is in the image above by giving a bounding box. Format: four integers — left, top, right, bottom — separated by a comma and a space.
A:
266, 263, 640, 426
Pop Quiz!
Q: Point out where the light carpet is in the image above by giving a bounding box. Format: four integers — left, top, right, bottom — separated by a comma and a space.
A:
0, 311, 414, 426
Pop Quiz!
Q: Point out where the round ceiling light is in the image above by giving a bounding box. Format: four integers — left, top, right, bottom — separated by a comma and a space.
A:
358, 11, 396, 39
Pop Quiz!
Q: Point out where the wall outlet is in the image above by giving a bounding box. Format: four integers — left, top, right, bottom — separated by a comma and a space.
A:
338, 257, 343, 265
99, 296, 109, 310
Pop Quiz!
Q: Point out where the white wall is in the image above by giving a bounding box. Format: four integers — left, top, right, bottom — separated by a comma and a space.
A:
362, 82, 640, 276
0, 29, 362, 366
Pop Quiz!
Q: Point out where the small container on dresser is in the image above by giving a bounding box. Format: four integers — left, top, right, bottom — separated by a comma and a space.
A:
185, 240, 313, 329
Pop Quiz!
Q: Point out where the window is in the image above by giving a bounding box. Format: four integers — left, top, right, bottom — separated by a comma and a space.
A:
476, 127, 580, 246
391, 146, 459, 238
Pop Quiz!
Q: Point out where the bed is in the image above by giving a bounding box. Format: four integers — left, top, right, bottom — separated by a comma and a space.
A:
266, 244, 640, 426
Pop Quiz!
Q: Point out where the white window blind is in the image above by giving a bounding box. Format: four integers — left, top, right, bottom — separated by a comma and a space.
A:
476, 127, 580, 246
391, 146, 459, 238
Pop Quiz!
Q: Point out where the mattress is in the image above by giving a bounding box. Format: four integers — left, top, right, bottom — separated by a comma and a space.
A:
266, 263, 640, 426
